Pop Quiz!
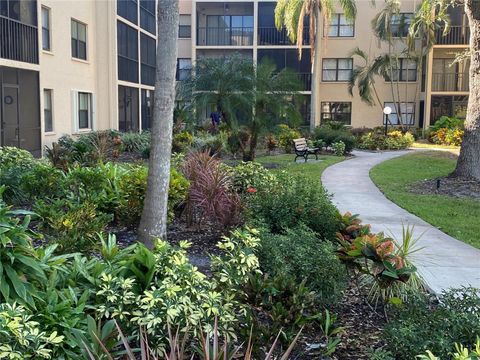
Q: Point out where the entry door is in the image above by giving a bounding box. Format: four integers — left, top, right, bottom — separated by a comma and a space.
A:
1, 85, 20, 147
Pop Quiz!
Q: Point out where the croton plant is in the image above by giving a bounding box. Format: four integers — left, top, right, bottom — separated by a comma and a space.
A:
335, 212, 416, 288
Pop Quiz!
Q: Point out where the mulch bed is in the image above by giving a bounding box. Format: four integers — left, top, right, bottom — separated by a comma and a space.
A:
410, 176, 480, 200
333, 282, 387, 359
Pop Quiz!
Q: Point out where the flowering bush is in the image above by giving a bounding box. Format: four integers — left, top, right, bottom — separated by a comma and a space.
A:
428, 116, 464, 146
358, 130, 414, 150
223, 161, 277, 194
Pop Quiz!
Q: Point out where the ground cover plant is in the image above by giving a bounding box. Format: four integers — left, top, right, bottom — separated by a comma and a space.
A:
357, 129, 415, 150
371, 151, 480, 248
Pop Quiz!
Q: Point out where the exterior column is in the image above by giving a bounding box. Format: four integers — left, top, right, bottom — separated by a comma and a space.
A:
424, 46, 434, 131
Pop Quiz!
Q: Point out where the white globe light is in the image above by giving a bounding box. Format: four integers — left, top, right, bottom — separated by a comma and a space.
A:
383, 106, 392, 115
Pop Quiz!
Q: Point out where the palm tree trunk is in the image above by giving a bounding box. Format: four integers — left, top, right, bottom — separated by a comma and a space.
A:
310, 7, 322, 132
453, 0, 480, 180
138, 0, 180, 247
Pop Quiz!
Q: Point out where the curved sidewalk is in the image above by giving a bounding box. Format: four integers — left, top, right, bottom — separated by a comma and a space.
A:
322, 150, 480, 294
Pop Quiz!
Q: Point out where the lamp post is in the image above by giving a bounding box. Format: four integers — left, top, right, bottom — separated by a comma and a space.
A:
383, 106, 392, 136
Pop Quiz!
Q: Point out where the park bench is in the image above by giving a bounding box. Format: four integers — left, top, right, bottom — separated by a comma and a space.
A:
293, 138, 319, 163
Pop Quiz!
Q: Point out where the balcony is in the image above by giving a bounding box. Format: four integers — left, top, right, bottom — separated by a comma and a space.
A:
431, 73, 469, 92
258, 27, 310, 46
297, 72, 311, 91
0, 16, 38, 64
197, 27, 253, 46
435, 26, 470, 45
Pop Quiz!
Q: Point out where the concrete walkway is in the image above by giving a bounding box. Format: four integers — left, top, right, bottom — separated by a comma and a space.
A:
322, 150, 480, 294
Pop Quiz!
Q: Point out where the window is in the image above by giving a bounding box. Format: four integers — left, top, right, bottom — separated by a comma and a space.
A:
141, 89, 153, 130
140, 0, 155, 35
41, 6, 51, 51
176, 59, 192, 81
322, 58, 353, 81
71, 19, 87, 60
179, 15, 191, 38
78, 92, 92, 129
327, 14, 354, 37
43, 89, 53, 132
117, 21, 139, 83
391, 13, 413, 37
385, 58, 417, 82
117, 0, 138, 24
384, 102, 415, 125
321, 102, 352, 125
141, 33, 156, 86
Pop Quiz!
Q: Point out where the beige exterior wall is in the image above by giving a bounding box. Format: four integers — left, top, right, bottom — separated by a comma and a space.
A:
39, 0, 116, 148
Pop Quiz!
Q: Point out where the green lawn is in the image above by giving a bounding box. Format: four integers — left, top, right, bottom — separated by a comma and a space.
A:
370, 151, 480, 249
255, 153, 345, 183
411, 140, 460, 152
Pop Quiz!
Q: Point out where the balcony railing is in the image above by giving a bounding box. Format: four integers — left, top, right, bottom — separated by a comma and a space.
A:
435, 26, 470, 45
258, 27, 310, 46
297, 72, 311, 91
0, 16, 38, 64
197, 27, 253, 46
431, 72, 469, 92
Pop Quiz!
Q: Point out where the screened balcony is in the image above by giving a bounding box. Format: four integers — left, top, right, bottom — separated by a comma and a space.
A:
257, 26, 310, 46
197, 26, 253, 46
431, 73, 469, 92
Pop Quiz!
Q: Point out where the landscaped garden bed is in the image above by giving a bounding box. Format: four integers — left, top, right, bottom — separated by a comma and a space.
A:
0, 128, 479, 359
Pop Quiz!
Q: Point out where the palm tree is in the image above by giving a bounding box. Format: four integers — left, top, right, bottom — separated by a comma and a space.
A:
178, 54, 254, 129
453, 0, 480, 180
138, 0, 179, 247
274, 0, 356, 131
179, 56, 302, 161
244, 59, 303, 161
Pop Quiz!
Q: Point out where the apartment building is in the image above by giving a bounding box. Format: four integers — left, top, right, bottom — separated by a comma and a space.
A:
0, 0, 156, 154
0, 0, 470, 155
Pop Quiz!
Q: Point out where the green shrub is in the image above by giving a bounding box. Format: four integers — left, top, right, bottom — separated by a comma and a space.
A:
21, 163, 65, 200
191, 131, 228, 155
0, 146, 34, 170
244, 272, 319, 343
332, 141, 346, 156
172, 131, 193, 153
0, 193, 46, 306
257, 225, 347, 306
224, 161, 277, 194
277, 124, 301, 153
430, 116, 464, 132
120, 131, 150, 153
384, 288, 480, 360
358, 130, 414, 150
34, 198, 112, 253
247, 172, 339, 241
115, 165, 189, 226
313, 126, 356, 153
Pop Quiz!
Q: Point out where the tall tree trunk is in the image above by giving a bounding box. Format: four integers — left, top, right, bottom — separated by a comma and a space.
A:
453, 0, 480, 180
138, 0, 180, 247
310, 7, 322, 132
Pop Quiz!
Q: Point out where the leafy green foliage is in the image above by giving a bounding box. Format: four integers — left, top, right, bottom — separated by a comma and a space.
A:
34, 198, 112, 253
172, 131, 193, 153
0, 146, 34, 170
0, 303, 64, 359
430, 116, 464, 132
223, 161, 277, 194
257, 225, 347, 306
384, 288, 480, 360
277, 124, 301, 153
313, 126, 356, 153
247, 172, 339, 241
120, 131, 151, 153
358, 130, 414, 150
417, 337, 480, 360
332, 141, 346, 156
0, 192, 46, 306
